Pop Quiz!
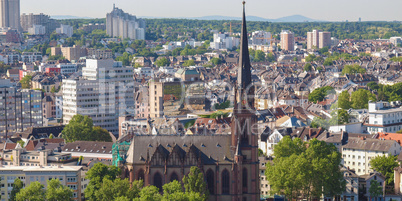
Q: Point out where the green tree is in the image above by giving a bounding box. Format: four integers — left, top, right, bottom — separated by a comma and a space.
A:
266, 136, 345, 200
10, 178, 23, 201
156, 57, 170, 67
266, 52, 276, 62
61, 114, 93, 142
370, 155, 398, 186
254, 50, 266, 62
308, 86, 335, 103
210, 58, 222, 65
20, 75, 32, 89
95, 178, 142, 201
162, 180, 187, 201
85, 163, 121, 201
182, 166, 209, 201
330, 109, 350, 125
341, 64, 366, 75
46, 179, 73, 201
61, 114, 111, 142
338, 91, 351, 109
305, 54, 316, 62
369, 180, 383, 201
91, 126, 113, 142
136, 185, 162, 201
183, 60, 195, 67
304, 63, 312, 71
351, 89, 376, 109
367, 81, 380, 91
16, 181, 46, 201
17, 140, 25, 148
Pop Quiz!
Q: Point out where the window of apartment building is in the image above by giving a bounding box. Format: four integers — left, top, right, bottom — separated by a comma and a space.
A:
351, 187, 354, 193
41, 177, 45, 181
67, 177, 77, 182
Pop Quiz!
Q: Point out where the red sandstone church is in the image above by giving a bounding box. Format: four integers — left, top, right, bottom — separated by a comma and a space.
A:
123, 2, 260, 201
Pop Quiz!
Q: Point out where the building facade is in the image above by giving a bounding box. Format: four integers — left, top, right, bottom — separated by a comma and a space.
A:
280, 30, 294, 51
106, 5, 146, 40
62, 59, 134, 135
366, 101, 402, 134
0, 0, 21, 31
20, 13, 59, 34
0, 165, 82, 200
0, 80, 43, 138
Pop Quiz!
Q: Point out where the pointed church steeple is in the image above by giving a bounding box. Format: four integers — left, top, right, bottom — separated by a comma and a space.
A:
238, 1, 252, 96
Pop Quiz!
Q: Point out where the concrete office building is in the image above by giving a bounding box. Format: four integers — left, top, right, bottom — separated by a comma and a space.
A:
27, 24, 45, 35
62, 59, 134, 135
20, 13, 59, 34
56, 24, 73, 37
280, 30, 294, 51
51, 45, 86, 62
251, 31, 272, 45
106, 5, 146, 40
0, 80, 43, 138
0, 0, 21, 31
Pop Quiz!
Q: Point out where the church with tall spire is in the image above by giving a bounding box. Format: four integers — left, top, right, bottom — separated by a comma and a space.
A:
122, 2, 260, 201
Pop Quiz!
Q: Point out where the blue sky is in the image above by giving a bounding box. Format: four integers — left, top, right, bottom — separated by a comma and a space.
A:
21, 0, 402, 21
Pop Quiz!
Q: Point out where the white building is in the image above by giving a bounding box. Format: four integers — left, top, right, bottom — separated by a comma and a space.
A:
390, 37, 402, 46
62, 59, 134, 135
251, 31, 271, 45
210, 33, 240, 50
0, 165, 82, 200
134, 67, 153, 78
56, 24, 73, 37
366, 101, 402, 134
57, 63, 77, 74
55, 92, 63, 119
106, 5, 146, 40
28, 24, 46, 35
342, 136, 401, 175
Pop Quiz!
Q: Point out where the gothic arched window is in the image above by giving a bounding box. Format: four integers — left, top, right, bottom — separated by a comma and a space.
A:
153, 172, 163, 191
206, 169, 214, 195
137, 169, 145, 181
222, 169, 230, 194
242, 168, 248, 193
170, 172, 179, 182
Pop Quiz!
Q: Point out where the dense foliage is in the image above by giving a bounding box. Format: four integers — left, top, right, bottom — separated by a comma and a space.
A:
61, 114, 112, 143
266, 136, 345, 200
308, 86, 335, 103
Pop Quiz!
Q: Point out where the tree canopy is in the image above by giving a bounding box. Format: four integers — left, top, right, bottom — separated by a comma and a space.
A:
61, 114, 112, 143
16, 181, 46, 201
341, 64, 366, 75
370, 155, 398, 186
266, 136, 345, 200
308, 86, 335, 103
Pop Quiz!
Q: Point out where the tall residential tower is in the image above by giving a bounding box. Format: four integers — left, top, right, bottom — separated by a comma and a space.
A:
106, 5, 146, 40
0, 0, 21, 31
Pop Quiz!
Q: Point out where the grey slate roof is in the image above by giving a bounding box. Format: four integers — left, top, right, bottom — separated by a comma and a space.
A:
126, 135, 233, 165
343, 137, 397, 152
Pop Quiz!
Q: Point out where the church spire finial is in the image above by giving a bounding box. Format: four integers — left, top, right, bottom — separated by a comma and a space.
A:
237, 0, 252, 106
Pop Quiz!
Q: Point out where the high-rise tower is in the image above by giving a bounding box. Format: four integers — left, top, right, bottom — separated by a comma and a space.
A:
0, 0, 21, 31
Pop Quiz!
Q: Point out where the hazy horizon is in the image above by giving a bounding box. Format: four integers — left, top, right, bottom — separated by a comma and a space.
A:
21, 0, 402, 22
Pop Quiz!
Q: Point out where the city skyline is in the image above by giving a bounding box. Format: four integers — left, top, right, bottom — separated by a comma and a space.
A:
21, 0, 402, 22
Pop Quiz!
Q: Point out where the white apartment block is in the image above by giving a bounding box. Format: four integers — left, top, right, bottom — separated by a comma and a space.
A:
28, 24, 46, 35
0, 165, 82, 201
62, 59, 134, 135
366, 101, 402, 134
342, 136, 401, 175
251, 31, 272, 46
56, 24, 73, 37
210, 33, 240, 50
